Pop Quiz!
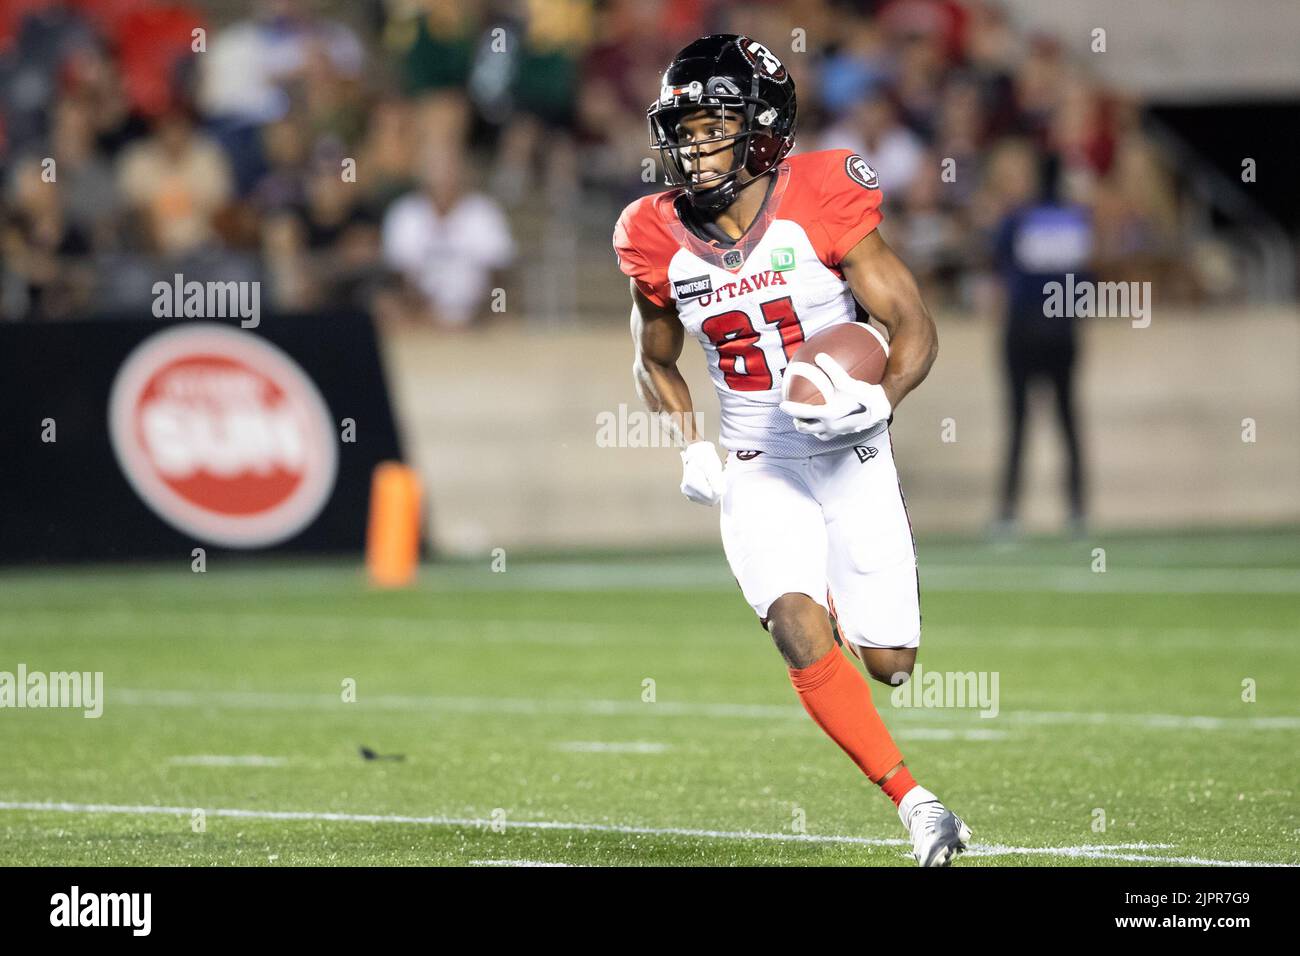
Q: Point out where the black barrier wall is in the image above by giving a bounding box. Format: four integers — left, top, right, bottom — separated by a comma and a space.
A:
0, 314, 404, 563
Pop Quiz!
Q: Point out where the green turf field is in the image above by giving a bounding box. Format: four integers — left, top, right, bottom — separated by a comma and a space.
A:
1, 529, 1296, 866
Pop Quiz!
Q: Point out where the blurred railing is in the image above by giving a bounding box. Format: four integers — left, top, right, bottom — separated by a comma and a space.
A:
1144, 117, 1296, 304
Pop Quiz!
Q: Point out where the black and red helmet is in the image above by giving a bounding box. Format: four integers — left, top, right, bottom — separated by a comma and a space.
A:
647, 34, 798, 214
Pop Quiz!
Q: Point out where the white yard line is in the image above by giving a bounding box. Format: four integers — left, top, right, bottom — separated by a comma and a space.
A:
920, 565, 1300, 594
396, 563, 1300, 594
166, 755, 289, 767
3, 549, 1296, 599
109, 687, 805, 718
469, 859, 573, 867
2, 612, 602, 645
0, 800, 1287, 867
939, 625, 1298, 647
110, 687, 1300, 731
893, 728, 1010, 741
961, 844, 1285, 867
553, 741, 671, 753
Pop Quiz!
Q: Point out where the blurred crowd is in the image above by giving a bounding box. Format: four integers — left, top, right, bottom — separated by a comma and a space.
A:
0, 0, 1196, 324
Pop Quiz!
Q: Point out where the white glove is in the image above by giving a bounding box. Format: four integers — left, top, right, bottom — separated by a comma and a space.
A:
779, 352, 892, 441
679, 440, 725, 506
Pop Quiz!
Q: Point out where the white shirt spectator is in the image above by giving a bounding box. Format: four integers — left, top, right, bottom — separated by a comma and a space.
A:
382, 190, 515, 326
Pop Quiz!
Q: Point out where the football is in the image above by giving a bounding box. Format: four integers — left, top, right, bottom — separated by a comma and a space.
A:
782, 321, 890, 405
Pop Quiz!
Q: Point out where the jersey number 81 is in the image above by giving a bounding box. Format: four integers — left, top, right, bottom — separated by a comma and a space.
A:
701, 296, 805, 391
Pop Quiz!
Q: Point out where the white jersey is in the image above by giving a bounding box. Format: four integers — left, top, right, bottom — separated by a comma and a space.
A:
615, 148, 890, 457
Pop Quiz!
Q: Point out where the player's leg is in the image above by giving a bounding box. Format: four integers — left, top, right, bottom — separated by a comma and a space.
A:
814, 434, 972, 865
860, 645, 916, 686
720, 453, 912, 795
828, 595, 915, 683
765, 592, 834, 668
818, 432, 922, 675
766, 594, 914, 796
719, 452, 829, 649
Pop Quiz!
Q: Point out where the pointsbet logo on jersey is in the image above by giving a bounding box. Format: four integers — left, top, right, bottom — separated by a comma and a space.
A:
108, 323, 338, 548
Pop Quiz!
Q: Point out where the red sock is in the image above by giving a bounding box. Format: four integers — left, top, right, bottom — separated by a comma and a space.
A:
788, 645, 905, 787
880, 765, 917, 807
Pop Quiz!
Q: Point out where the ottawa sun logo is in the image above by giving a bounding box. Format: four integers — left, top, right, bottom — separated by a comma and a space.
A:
108, 323, 338, 548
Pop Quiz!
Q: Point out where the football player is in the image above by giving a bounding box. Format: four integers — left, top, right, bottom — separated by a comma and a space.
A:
615, 34, 971, 865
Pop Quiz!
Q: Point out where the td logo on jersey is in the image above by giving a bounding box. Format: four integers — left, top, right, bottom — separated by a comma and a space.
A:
108, 323, 338, 548
770, 247, 796, 271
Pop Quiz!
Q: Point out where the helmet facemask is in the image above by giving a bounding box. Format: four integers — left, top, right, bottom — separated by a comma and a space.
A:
648, 81, 780, 213
646, 36, 797, 215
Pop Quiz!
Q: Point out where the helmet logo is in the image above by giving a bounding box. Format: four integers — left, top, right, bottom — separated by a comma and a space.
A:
739, 38, 788, 82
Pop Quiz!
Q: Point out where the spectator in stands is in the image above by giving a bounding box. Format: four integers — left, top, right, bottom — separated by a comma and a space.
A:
198, 0, 364, 126
817, 22, 891, 118
932, 74, 987, 208
895, 149, 963, 301
354, 97, 419, 211
1, 155, 93, 320
197, 0, 365, 192
381, 147, 514, 328
116, 105, 233, 256
260, 140, 384, 312
891, 31, 947, 140
387, 0, 479, 151
0, 0, 1215, 326
50, 94, 121, 248
0, 2, 99, 152
574, 2, 679, 203
485, 0, 593, 207
98, 0, 207, 121
1091, 133, 1181, 289
250, 115, 310, 214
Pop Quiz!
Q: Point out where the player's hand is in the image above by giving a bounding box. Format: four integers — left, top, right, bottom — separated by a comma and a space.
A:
679, 440, 725, 506
779, 353, 892, 441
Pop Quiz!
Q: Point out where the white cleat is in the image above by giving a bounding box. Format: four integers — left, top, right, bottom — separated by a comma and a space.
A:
899, 786, 972, 867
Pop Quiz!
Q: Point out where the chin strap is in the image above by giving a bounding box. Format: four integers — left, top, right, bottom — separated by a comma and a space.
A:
687, 169, 770, 216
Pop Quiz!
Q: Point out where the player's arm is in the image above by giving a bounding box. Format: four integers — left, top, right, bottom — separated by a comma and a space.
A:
630, 279, 701, 444
629, 279, 724, 505
840, 229, 938, 410
781, 230, 938, 439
